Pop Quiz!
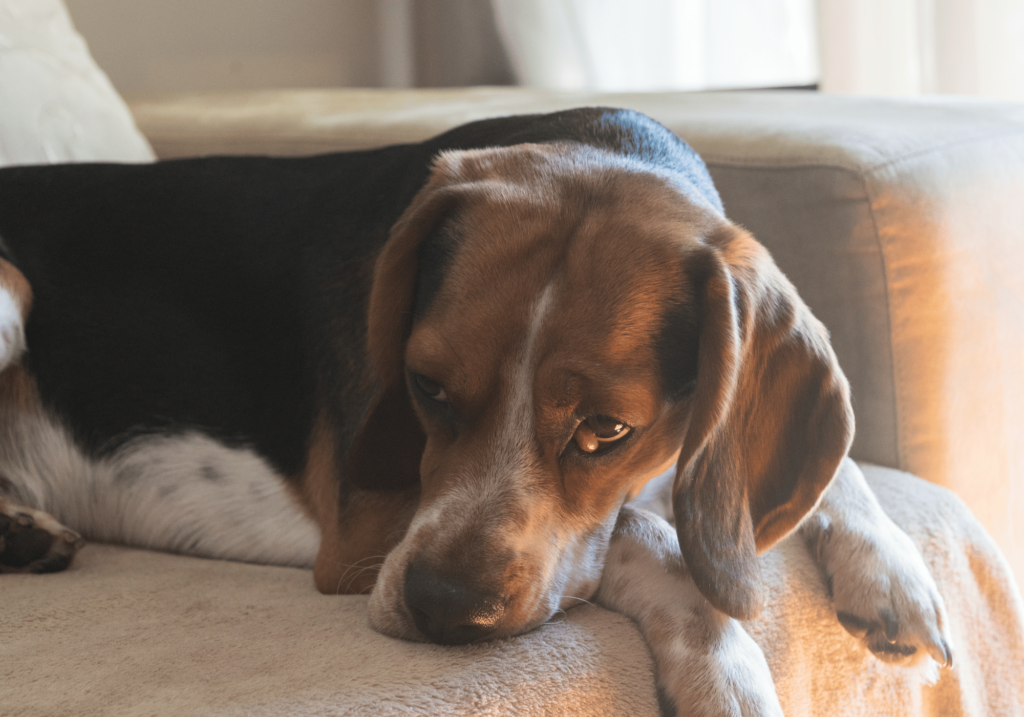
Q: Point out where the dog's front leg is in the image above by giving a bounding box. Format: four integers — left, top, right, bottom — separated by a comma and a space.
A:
596, 505, 783, 717
800, 458, 952, 668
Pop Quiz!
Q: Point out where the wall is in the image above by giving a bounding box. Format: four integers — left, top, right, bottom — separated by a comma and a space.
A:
64, 0, 382, 96
63, 0, 513, 97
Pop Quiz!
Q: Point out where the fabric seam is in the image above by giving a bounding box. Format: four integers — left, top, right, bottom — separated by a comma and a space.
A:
699, 125, 1024, 176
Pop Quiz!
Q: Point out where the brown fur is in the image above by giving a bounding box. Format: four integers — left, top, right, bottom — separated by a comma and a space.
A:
314, 141, 852, 634
0, 258, 33, 319
299, 414, 418, 595
673, 225, 854, 619
0, 365, 41, 413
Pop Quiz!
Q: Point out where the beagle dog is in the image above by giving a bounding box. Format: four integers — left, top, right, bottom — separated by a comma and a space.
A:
0, 108, 950, 715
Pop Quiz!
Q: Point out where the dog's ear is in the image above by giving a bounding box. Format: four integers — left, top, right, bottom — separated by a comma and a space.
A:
346, 166, 463, 490
670, 224, 854, 620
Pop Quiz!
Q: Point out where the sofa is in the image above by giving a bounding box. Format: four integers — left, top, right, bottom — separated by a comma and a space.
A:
3, 3, 1024, 715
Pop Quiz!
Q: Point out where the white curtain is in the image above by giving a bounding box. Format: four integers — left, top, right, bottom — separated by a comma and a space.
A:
489, 0, 819, 91
817, 0, 1024, 100
490, 0, 1024, 101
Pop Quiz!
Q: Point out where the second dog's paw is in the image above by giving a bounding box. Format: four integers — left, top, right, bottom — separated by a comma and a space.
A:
0, 499, 84, 574
804, 512, 952, 668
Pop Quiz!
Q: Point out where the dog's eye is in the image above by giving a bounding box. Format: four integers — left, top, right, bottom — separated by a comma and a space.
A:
413, 374, 448, 402
573, 415, 631, 454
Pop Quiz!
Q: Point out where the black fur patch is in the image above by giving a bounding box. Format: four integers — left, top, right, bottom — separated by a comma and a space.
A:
657, 299, 700, 401
201, 464, 224, 482
412, 221, 461, 320
0, 107, 717, 493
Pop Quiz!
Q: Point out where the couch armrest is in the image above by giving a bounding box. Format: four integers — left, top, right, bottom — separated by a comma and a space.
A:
659, 93, 1024, 587
130, 89, 1024, 583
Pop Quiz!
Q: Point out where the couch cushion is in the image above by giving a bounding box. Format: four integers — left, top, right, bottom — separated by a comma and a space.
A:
0, 0, 153, 166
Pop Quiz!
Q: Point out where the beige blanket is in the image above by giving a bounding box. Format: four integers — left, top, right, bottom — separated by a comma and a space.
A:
2, 465, 1022, 716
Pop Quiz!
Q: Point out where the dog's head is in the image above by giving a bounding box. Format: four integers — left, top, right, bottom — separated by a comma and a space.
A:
346, 141, 852, 644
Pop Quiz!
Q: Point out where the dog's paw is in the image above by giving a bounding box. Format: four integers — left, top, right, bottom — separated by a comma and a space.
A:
0, 499, 84, 574
803, 511, 952, 669
656, 618, 783, 717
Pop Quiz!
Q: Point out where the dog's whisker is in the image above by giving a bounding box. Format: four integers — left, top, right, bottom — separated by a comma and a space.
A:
329, 556, 389, 595
327, 554, 389, 571
336, 560, 383, 582
544, 609, 568, 626
386, 529, 409, 544
338, 562, 386, 594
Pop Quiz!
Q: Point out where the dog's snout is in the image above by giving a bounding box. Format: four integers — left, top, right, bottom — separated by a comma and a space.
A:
403, 561, 506, 645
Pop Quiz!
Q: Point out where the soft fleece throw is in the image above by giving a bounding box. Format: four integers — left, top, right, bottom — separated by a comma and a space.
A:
2, 465, 1022, 716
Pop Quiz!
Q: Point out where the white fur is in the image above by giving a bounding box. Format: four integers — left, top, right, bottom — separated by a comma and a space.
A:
800, 458, 951, 675
0, 408, 319, 567
0, 284, 26, 371
596, 505, 784, 717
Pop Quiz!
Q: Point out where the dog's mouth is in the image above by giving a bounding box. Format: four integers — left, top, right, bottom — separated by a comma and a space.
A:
365, 494, 616, 646
368, 558, 607, 647
396, 596, 558, 646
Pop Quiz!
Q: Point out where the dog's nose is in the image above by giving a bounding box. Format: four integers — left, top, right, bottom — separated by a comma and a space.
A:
403, 561, 506, 645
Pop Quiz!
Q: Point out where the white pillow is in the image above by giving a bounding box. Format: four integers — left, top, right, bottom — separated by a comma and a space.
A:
0, 0, 154, 167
